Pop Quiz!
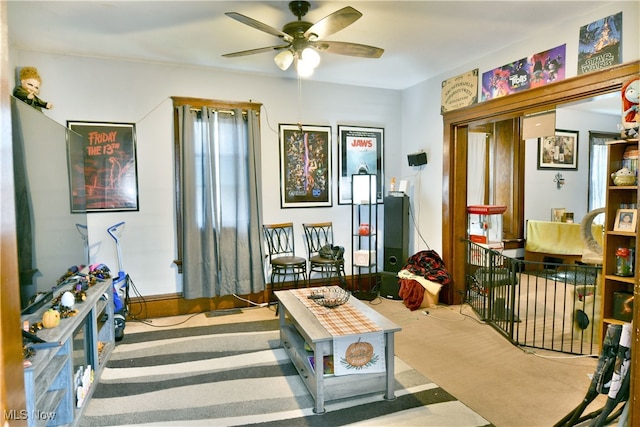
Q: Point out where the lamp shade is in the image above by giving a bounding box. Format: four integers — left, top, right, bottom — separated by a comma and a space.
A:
296, 58, 315, 77
274, 50, 294, 71
301, 48, 320, 68
352, 174, 377, 204
295, 48, 321, 77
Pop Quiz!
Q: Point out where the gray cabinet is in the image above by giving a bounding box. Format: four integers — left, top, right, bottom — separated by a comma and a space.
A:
275, 289, 400, 414
22, 279, 114, 426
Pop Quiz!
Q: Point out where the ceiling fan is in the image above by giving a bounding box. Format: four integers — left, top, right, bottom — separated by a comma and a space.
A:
222, 1, 384, 76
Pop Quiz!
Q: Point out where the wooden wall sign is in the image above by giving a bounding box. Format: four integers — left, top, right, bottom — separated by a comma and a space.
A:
441, 69, 478, 114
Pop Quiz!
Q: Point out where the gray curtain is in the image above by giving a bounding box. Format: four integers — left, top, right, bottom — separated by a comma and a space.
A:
178, 105, 264, 299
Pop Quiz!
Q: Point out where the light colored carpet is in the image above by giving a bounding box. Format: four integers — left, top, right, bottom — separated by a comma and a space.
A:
369, 298, 608, 427
80, 316, 492, 426
92, 298, 611, 426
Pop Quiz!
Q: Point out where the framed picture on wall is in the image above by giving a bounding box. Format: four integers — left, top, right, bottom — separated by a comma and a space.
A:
338, 125, 384, 204
614, 208, 637, 232
537, 129, 579, 170
278, 124, 332, 208
67, 121, 139, 212
551, 208, 566, 222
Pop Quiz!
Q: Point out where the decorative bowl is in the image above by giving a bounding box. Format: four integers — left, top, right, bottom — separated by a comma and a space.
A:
309, 287, 350, 308
613, 175, 636, 186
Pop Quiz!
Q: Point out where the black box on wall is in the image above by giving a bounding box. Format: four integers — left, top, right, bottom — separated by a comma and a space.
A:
613, 291, 633, 322
407, 152, 427, 166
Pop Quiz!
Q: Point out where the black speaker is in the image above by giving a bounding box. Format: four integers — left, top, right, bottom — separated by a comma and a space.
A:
384, 247, 405, 272
384, 195, 409, 272
407, 152, 427, 166
380, 271, 401, 300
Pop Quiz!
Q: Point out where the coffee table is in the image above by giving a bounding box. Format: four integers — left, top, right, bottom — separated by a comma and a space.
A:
275, 288, 401, 414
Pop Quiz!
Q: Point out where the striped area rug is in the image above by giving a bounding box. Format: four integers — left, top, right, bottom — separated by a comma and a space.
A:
79, 320, 492, 426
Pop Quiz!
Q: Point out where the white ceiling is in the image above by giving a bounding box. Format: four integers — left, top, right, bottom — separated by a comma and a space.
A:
6, 1, 616, 91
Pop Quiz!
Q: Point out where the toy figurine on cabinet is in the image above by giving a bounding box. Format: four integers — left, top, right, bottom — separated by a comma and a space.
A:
621, 76, 638, 138
13, 66, 53, 112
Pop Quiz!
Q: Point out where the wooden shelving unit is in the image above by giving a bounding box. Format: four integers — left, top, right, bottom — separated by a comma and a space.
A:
601, 139, 638, 337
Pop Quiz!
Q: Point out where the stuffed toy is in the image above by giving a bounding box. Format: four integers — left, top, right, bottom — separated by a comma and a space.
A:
13, 66, 53, 112
621, 77, 639, 138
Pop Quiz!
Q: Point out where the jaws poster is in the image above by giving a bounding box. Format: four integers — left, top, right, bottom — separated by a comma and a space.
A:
338, 126, 384, 204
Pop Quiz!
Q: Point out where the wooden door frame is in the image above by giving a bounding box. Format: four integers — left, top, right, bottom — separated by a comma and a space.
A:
1, 0, 27, 416
441, 60, 639, 422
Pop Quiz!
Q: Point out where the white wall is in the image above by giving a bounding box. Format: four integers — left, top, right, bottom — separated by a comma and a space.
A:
524, 108, 620, 224
10, 1, 638, 298
9, 52, 401, 296
401, 1, 638, 253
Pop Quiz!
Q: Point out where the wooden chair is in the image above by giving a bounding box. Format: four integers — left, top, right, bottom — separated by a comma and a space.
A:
302, 222, 346, 286
262, 223, 307, 308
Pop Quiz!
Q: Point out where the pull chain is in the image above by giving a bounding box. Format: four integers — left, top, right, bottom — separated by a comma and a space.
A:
297, 72, 303, 130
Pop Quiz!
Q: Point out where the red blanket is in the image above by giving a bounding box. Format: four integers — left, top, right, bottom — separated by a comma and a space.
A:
398, 250, 452, 311
398, 278, 425, 310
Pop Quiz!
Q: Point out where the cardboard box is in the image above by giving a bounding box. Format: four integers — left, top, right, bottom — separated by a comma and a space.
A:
420, 289, 439, 308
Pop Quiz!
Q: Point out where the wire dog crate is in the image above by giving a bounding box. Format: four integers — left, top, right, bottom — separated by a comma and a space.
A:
465, 240, 601, 355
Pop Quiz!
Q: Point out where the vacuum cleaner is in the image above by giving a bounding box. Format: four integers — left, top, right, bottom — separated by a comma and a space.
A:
107, 222, 130, 341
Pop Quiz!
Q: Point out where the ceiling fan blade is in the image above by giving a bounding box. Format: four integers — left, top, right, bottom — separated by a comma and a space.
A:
312, 41, 384, 58
304, 6, 362, 40
222, 45, 290, 58
225, 12, 293, 42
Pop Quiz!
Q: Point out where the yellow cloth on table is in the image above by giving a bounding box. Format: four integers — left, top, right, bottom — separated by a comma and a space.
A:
525, 220, 603, 255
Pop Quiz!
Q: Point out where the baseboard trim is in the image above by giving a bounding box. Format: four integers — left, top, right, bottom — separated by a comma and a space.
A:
126, 274, 371, 319
126, 291, 269, 320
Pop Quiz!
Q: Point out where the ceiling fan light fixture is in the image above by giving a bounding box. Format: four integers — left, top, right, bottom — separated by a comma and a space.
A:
301, 47, 320, 68
224, 3, 383, 75
296, 57, 315, 77
274, 49, 294, 70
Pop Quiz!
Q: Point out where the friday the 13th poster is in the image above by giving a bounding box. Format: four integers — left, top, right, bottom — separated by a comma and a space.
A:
67, 121, 139, 212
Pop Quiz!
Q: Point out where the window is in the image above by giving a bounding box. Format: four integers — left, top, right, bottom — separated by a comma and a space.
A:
172, 97, 264, 298
588, 131, 620, 215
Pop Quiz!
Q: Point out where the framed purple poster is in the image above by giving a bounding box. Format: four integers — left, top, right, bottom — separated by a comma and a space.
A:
278, 124, 332, 208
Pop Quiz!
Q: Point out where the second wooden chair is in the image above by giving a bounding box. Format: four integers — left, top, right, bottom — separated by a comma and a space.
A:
302, 222, 346, 286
